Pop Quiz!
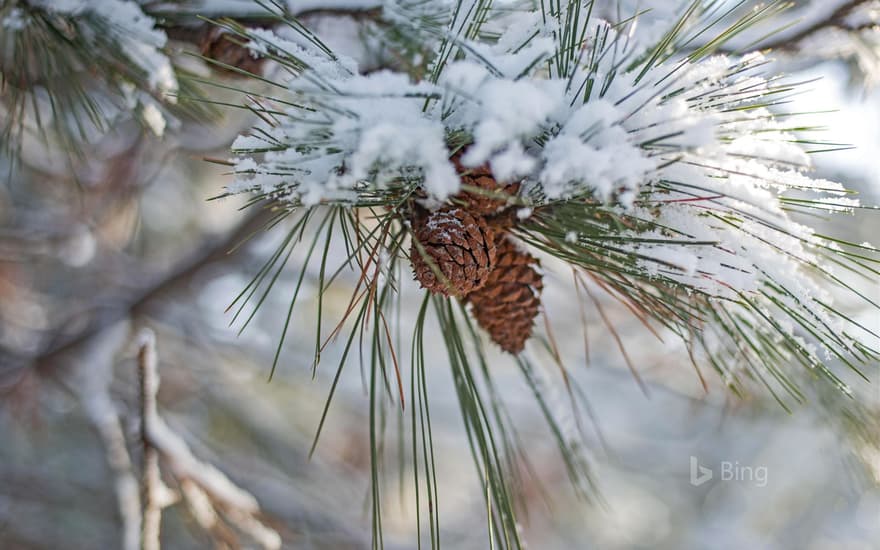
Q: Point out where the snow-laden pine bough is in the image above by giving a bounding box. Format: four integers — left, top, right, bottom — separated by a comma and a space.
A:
207, 0, 879, 545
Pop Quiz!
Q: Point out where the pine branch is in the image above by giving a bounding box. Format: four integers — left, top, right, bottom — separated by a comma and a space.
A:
43, 2, 873, 547
136, 328, 281, 550
138, 330, 164, 550
24, 203, 278, 373
678, 0, 879, 56
51, 321, 142, 550
752, 0, 875, 52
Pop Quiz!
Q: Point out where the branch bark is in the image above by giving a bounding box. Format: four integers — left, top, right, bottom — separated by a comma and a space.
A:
30, 203, 280, 373
753, 1, 874, 52
139, 330, 163, 550
56, 321, 141, 550
136, 329, 281, 550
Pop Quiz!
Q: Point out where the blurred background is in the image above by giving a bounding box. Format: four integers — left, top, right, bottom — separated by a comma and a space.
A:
1, 1, 879, 548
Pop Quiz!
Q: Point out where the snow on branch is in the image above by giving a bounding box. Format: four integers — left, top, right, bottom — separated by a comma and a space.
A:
222, 0, 879, 395
57, 321, 141, 550
26, 0, 176, 93
135, 328, 281, 550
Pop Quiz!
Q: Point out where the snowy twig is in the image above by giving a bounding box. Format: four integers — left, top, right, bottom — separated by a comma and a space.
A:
148, 416, 260, 514
91, 410, 144, 550
32, 206, 280, 548
755, 0, 875, 51
182, 479, 247, 547
57, 321, 141, 550
138, 330, 163, 550
137, 329, 281, 550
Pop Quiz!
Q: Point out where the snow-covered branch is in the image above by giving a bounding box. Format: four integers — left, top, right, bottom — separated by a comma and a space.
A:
136, 328, 281, 550
55, 321, 141, 550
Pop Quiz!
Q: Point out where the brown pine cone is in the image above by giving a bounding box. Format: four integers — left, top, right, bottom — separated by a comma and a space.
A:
410, 207, 497, 296
465, 235, 542, 354
199, 27, 265, 76
451, 153, 521, 217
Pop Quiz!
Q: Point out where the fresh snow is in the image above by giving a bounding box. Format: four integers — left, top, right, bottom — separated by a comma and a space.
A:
227, 1, 874, 367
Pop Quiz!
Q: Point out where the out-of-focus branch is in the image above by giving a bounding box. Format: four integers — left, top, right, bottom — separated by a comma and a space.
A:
755, 0, 875, 52
674, 1, 877, 58
139, 330, 164, 550
28, 203, 279, 373
58, 321, 141, 550
137, 329, 281, 550
179, 480, 239, 547
296, 6, 382, 20
148, 403, 261, 515
2, 203, 282, 546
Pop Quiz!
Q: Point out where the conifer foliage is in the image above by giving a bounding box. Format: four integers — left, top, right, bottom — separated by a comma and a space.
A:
3, 1, 880, 548
214, 2, 879, 543
224, 0, 878, 385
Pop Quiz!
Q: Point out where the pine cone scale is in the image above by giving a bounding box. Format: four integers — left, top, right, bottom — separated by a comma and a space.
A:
465, 236, 542, 354
411, 207, 496, 296
411, 151, 540, 353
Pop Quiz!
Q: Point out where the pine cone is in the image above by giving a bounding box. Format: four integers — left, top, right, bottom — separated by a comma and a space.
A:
199, 27, 265, 76
411, 207, 496, 296
451, 153, 521, 217
466, 236, 542, 354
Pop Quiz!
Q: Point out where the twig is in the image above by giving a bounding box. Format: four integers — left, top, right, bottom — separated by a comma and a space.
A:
297, 6, 382, 21
677, 0, 876, 56
148, 416, 260, 514
23, 203, 283, 549
138, 330, 162, 550
57, 321, 141, 550
179, 479, 219, 531
30, 204, 278, 373
756, 0, 873, 52
99, 403, 144, 550
137, 329, 281, 550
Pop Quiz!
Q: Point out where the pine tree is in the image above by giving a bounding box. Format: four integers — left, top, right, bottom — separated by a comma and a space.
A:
2, 1, 880, 548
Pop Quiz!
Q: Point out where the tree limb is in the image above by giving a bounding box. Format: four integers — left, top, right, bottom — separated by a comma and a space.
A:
28, 202, 281, 373
754, 0, 875, 52
139, 330, 163, 550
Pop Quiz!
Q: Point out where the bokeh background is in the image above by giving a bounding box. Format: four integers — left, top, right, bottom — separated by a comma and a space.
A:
1, 1, 879, 548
